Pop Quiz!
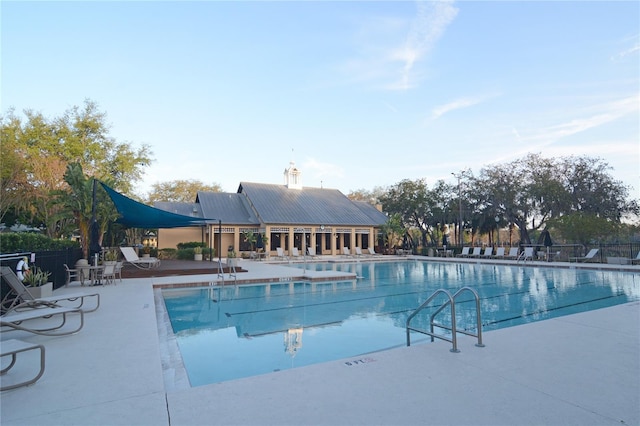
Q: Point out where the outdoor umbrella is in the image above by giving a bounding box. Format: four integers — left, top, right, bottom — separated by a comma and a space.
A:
539, 229, 553, 261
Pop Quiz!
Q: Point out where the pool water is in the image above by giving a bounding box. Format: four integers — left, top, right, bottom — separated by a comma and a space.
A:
162, 261, 638, 387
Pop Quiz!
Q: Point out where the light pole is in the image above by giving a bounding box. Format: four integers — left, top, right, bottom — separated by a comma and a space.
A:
495, 216, 500, 246
452, 170, 468, 246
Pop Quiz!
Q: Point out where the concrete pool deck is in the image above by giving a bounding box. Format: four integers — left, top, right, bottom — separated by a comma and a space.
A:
1, 257, 639, 425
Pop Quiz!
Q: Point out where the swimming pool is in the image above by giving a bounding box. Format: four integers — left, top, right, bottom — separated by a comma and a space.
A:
161, 260, 638, 387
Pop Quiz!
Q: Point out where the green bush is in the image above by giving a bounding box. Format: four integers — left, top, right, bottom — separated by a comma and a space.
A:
0, 232, 80, 253
158, 248, 177, 260
176, 241, 207, 250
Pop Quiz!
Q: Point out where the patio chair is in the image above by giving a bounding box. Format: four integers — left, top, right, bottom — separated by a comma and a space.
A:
99, 264, 117, 285
114, 261, 124, 282
493, 247, 506, 258
1, 305, 84, 336
1, 266, 100, 313
342, 247, 353, 257
276, 247, 288, 260
1, 339, 46, 391
630, 251, 640, 265
307, 247, 318, 258
119, 247, 160, 269
569, 248, 599, 263
63, 264, 84, 286
456, 247, 471, 257
355, 247, 365, 256
291, 247, 301, 258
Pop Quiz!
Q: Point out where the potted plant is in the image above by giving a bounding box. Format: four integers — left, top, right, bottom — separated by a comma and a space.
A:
227, 250, 238, 268
23, 266, 53, 298
142, 245, 151, 258
104, 249, 118, 265
193, 246, 203, 261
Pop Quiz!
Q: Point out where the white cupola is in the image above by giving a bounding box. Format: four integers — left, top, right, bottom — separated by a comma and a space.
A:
284, 161, 302, 189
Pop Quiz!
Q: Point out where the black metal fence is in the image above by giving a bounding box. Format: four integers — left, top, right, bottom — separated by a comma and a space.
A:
0, 248, 83, 301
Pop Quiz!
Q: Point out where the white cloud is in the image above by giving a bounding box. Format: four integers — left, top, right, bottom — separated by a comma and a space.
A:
430, 95, 487, 120
390, 0, 458, 90
344, 1, 458, 91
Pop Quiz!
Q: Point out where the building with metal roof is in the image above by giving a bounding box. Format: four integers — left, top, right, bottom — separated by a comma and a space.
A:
156, 162, 388, 257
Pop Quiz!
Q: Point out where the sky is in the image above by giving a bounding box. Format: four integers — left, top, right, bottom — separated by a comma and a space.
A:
2, 1, 639, 200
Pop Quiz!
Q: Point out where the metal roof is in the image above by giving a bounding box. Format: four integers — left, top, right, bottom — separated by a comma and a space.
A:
194, 192, 260, 225
238, 182, 387, 226
154, 183, 387, 227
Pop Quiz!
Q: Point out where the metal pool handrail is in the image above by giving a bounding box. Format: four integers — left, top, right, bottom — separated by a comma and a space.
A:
406, 286, 485, 353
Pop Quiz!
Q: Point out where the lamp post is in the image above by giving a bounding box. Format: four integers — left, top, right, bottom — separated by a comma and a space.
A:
495, 216, 500, 246
452, 170, 468, 247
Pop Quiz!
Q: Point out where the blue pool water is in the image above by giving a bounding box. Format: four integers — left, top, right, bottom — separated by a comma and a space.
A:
162, 261, 638, 387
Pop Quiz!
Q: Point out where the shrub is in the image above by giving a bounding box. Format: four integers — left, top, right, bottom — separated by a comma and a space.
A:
0, 232, 80, 253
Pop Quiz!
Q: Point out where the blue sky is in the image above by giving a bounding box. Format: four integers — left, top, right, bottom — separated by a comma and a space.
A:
3, 1, 639, 200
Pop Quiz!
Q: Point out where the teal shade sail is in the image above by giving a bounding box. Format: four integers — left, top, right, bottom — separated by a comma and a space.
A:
100, 182, 212, 228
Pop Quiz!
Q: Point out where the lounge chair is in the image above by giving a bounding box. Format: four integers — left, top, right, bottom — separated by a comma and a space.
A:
1, 266, 100, 313
493, 247, 506, 258
1, 305, 84, 336
630, 251, 640, 265
518, 247, 534, 262
505, 247, 519, 259
469, 247, 483, 258
119, 247, 161, 269
367, 247, 381, 256
291, 247, 301, 258
342, 247, 353, 257
481, 247, 493, 258
307, 247, 319, 258
1, 339, 46, 391
355, 247, 364, 256
569, 248, 599, 263
456, 247, 471, 257
276, 247, 288, 260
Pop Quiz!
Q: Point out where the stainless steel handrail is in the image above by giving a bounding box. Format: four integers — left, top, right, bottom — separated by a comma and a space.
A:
406, 289, 458, 352
406, 286, 485, 353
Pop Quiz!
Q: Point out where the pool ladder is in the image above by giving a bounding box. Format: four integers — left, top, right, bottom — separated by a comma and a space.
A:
406, 287, 485, 353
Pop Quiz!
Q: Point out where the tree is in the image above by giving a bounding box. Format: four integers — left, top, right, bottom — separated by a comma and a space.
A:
0, 100, 152, 235
147, 179, 222, 204
55, 163, 119, 259
347, 186, 387, 205
380, 214, 404, 253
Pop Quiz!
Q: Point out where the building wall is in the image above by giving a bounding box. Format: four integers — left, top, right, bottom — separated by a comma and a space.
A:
158, 227, 203, 250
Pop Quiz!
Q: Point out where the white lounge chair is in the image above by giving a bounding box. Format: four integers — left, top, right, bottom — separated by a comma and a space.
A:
1, 305, 84, 336
1, 266, 100, 313
570, 248, 599, 263
493, 247, 506, 258
119, 247, 160, 269
481, 247, 493, 258
276, 247, 288, 260
355, 247, 365, 256
307, 247, 319, 258
456, 247, 471, 257
0, 339, 46, 391
631, 251, 640, 265
505, 247, 519, 259
342, 247, 353, 257
291, 247, 302, 258
518, 247, 534, 262
469, 247, 483, 258
367, 247, 380, 256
